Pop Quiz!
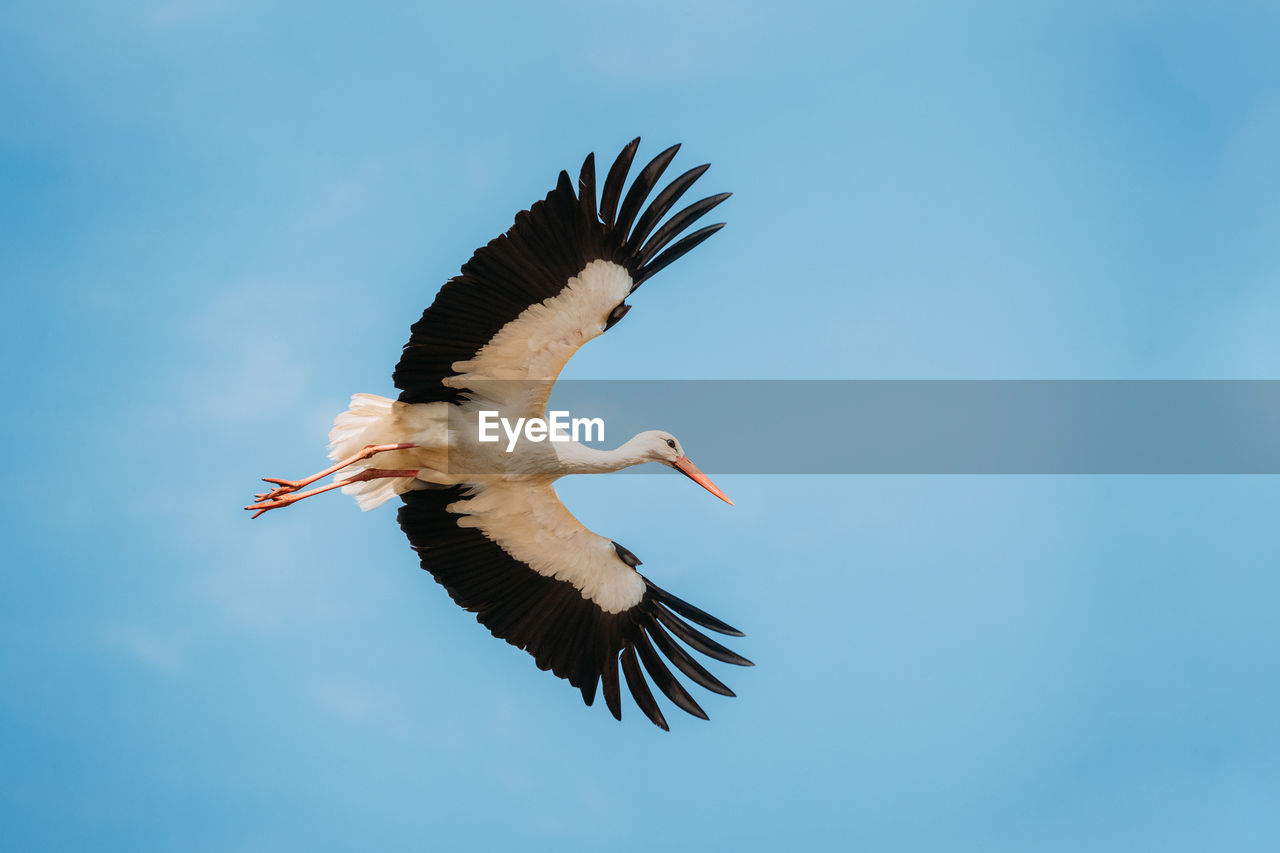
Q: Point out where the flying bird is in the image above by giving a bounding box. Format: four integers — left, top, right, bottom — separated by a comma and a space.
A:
247, 138, 750, 729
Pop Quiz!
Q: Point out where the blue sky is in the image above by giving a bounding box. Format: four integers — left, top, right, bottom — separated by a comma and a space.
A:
2, 1, 1279, 850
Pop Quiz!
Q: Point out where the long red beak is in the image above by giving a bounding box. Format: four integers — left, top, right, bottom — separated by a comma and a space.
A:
672, 456, 734, 506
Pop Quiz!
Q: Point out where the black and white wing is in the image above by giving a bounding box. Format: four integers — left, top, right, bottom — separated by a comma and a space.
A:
393, 140, 746, 727
399, 484, 752, 729
392, 138, 730, 416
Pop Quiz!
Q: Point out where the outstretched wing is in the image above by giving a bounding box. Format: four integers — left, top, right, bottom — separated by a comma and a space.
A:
392, 138, 730, 415
398, 484, 752, 729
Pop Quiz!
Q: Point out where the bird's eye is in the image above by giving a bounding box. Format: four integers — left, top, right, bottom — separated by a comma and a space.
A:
666, 439, 676, 449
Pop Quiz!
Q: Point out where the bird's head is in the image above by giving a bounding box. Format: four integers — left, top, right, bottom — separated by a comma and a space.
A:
635, 430, 733, 506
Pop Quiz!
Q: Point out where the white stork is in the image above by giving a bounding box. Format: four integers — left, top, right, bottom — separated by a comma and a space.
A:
246, 139, 750, 729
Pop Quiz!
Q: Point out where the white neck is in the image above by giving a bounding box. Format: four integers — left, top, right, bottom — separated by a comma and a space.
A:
554, 434, 653, 475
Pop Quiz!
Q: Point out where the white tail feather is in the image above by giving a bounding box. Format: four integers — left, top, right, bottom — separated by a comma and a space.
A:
327, 394, 417, 511
329, 394, 399, 461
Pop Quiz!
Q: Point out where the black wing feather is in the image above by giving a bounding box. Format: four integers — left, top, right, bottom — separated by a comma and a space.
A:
621, 645, 668, 731
578, 153, 598, 225
635, 628, 708, 721
627, 164, 710, 255
648, 580, 746, 636
601, 644, 624, 721
634, 223, 725, 289
637, 192, 732, 268
654, 602, 755, 668
614, 143, 681, 246
599, 137, 640, 229
646, 619, 736, 697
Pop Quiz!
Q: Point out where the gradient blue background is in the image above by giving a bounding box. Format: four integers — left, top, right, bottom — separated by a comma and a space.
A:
3, 2, 1278, 850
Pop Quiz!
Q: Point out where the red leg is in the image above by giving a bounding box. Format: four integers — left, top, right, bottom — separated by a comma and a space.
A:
253, 443, 417, 503
246, 468, 420, 518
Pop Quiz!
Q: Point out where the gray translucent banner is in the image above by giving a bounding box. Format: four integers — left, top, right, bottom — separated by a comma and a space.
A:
446, 381, 1280, 474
